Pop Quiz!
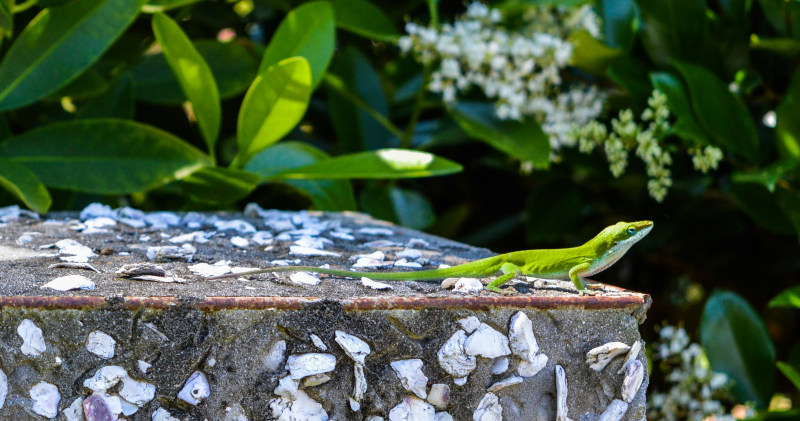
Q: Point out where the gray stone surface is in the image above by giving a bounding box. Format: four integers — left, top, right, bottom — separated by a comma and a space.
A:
0, 205, 650, 420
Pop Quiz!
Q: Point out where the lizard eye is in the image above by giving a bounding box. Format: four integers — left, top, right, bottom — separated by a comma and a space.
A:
626, 227, 637, 236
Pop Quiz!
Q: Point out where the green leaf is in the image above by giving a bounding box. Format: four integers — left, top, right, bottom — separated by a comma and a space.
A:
750, 35, 800, 57
258, 1, 335, 89
329, 0, 399, 42
449, 102, 550, 167
0, 0, 141, 111
730, 180, 795, 235
360, 185, 435, 230
0, 119, 210, 194
606, 56, 652, 106
0, 0, 13, 40
142, 0, 203, 13
245, 141, 356, 210
0, 159, 52, 214
776, 185, 800, 240
775, 69, 800, 163
77, 72, 134, 119
700, 290, 776, 408
672, 61, 759, 162
272, 148, 462, 179
236, 57, 312, 165
327, 47, 394, 152
758, 0, 800, 36
638, 0, 706, 67
650, 71, 711, 145
777, 361, 800, 393
181, 166, 259, 205
596, 0, 638, 50
567, 30, 620, 76
770, 285, 800, 309
152, 13, 221, 155
131, 40, 259, 104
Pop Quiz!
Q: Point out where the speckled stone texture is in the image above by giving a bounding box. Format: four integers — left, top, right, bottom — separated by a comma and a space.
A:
0, 206, 650, 420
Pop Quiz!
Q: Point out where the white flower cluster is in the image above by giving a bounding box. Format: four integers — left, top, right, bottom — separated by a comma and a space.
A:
648, 325, 738, 421
398, 2, 605, 149
569, 90, 724, 202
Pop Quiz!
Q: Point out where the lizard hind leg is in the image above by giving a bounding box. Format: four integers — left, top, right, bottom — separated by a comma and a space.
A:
486, 262, 522, 293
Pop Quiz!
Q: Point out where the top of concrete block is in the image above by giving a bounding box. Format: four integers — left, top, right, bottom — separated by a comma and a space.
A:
0, 204, 649, 312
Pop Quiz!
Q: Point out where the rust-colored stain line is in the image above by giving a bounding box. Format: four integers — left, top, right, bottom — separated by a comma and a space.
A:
0, 294, 647, 311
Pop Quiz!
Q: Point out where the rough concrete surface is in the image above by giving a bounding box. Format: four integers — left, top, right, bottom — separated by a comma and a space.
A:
0, 205, 651, 421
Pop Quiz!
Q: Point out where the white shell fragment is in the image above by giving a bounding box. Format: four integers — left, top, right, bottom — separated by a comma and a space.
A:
586, 342, 631, 371
361, 277, 393, 290
303, 374, 331, 387
269, 390, 328, 421
509, 312, 538, 360
62, 397, 83, 421
86, 331, 116, 359
487, 376, 523, 393
388, 396, 435, 421
168, 231, 213, 244
391, 359, 429, 399
274, 376, 300, 399
264, 340, 287, 371
231, 236, 250, 247
55, 239, 96, 263
618, 340, 642, 375
555, 365, 570, 421
152, 407, 181, 421
358, 227, 394, 236
41, 274, 96, 291
30, 381, 60, 418
351, 363, 367, 411
48, 262, 101, 272
437, 331, 476, 381
427, 383, 449, 410
465, 323, 511, 358
517, 353, 548, 378
18, 318, 46, 356
290, 246, 341, 257
290, 272, 321, 285
451, 278, 484, 293
473, 393, 502, 421
84, 366, 127, 392
178, 371, 210, 405
598, 399, 628, 421
491, 357, 509, 375
138, 360, 152, 374
214, 219, 256, 233
335, 331, 371, 365
436, 413, 454, 421
116, 263, 166, 277
310, 334, 327, 351
0, 369, 6, 410
146, 244, 196, 262
622, 360, 644, 403
286, 353, 337, 380
457, 316, 480, 334
120, 376, 156, 406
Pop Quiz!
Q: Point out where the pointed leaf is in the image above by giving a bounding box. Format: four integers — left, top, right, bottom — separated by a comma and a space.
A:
770, 285, 800, 309
0, 0, 141, 111
142, 0, 202, 13
258, 1, 335, 89
650, 71, 711, 145
181, 166, 259, 205
700, 290, 776, 408
0, 119, 210, 194
360, 185, 435, 230
152, 13, 221, 153
236, 57, 311, 164
0, 159, 52, 214
245, 141, 356, 210
329, 0, 399, 42
567, 30, 620, 76
596, 0, 638, 50
449, 101, 550, 167
77, 72, 134, 119
639, 0, 706, 67
775, 69, 800, 162
272, 149, 462, 179
777, 362, 800, 392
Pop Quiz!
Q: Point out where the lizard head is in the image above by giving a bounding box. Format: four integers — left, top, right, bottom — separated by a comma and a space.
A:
605, 220, 654, 250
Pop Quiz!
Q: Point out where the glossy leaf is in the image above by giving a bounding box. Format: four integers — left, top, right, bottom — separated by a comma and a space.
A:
236, 57, 312, 165
329, 0, 399, 42
596, 0, 638, 50
258, 1, 335, 89
700, 290, 776, 408
673, 61, 759, 162
750, 35, 800, 57
449, 102, 550, 167
245, 141, 356, 210
77, 72, 134, 119
638, 0, 706, 67
181, 166, 259, 205
272, 149, 462, 179
360, 185, 435, 230
775, 69, 800, 162
770, 286, 800, 309
650, 71, 710, 145
0, 0, 13, 40
142, 0, 203, 12
0, 119, 210, 194
729, 181, 795, 235
131, 40, 259, 104
0, 159, 52, 214
0, 0, 141, 111
777, 362, 800, 392
758, 0, 800, 36
567, 30, 620, 76
152, 13, 221, 154
776, 185, 800, 240
607, 56, 652, 106
327, 47, 394, 152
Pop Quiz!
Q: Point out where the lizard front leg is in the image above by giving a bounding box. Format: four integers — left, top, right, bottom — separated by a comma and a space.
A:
568, 262, 598, 295
485, 262, 522, 293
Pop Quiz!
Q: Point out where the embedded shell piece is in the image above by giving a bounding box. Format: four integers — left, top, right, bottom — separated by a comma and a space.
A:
452, 278, 484, 293
427, 384, 450, 410
335, 331, 371, 365
361, 277, 394, 290
18, 318, 46, 356
63, 397, 83, 421
310, 334, 327, 351
598, 399, 629, 421
30, 381, 60, 419
618, 340, 642, 375
264, 340, 287, 371
437, 330, 477, 381
622, 360, 644, 403
83, 393, 115, 421
274, 376, 300, 399
290, 272, 321, 285
152, 407, 180, 421
177, 371, 210, 405
487, 376, 523, 393
586, 342, 631, 371
0, 369, 6, 410
555, 365, 571, 421
269, 390, 328, 421
490, 357, 509, 374
115, 263, 166, 277
464, 323, 511, 358
388, 396, 435, 421
508, 312, 539, 360
86, 331, 116, 359
518, 353, 548, 377
457, 316, 480, 334
55, 239, 96, 263
40, 274, 96, 291
351, 363, 368, 411
473, 392, 502, 421
286, 353, 337, 380
119, 376, 156, 406
83, 366, 128, 391
390, 359, 429, 399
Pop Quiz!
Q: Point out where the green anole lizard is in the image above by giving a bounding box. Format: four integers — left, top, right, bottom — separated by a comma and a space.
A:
206, 220, 653, 294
